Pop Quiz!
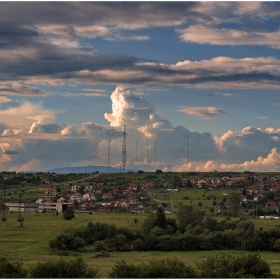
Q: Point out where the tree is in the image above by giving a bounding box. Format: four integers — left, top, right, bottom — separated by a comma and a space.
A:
203, 217, 218, 232
166, 217, 177, 233
155, 206, 167, 229
109, 258, 198, 278
227, 192, 240, 217
63, 206, 75, 220
73, 200, 80, 210
142, 213, 156, 234
229, 253, 272, 278
155, 169, 162, 175
236, 219, 255, 251
0, 257, 27, 278
196, 253, 272, 278
108, 260, 142, 278
29, 257, 99, 278
49, 234, 85, 251
176, 205, 204, 233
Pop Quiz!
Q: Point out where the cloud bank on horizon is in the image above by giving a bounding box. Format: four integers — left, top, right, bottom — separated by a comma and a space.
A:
1, 2, 280, 172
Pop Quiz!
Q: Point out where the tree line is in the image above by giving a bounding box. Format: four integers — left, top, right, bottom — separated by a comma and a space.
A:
0, 253, 274, 278
49, 205, 280, 253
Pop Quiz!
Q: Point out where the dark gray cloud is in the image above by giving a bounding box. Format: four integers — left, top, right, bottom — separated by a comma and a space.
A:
4, 150, 19, 155
1, 138, 97, 171
0, 123, 7, 134
219, 127, 280, 163
0, 2, 207, 27
0, 83, 50, 96
30, 123, 66, 134
0, 2, 279, 89
0, 23, 39, 46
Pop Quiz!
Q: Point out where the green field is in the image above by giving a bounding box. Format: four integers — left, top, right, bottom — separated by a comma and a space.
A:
1, 211, 280, 278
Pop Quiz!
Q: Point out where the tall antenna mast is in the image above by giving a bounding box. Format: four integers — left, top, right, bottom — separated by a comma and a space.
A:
135, 141, 138, 170
122, 124, 127, 171
2, 186, 7, 222
171, 175, 174, 216
187, 125, 189, 172
146, 126, 149, 171
154, 141, 157, 171
108, 129, 110, 172
18, 193, 22, 221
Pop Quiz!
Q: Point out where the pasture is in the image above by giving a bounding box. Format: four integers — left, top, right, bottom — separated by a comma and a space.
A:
1, 211, 280, 277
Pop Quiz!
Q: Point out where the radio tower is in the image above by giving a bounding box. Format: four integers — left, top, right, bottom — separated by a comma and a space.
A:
122, 124, 127, 171
2, 186, 7, 222
108, 129, 110, 172
170, 175, 174, 216
135, 141, 138, 170
187, 125, 189, 172
146, 126, 149, 171
18, 193, 22, 221
154, 141, 157, 171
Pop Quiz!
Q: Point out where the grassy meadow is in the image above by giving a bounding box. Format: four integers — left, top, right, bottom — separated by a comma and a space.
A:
2, 171, 280, 277
1, 211, 280, 277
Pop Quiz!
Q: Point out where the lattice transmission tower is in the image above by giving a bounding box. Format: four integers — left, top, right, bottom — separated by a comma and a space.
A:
108, 129, 110, 172
146, 126, 149, 171
2, 186, 7, 222
122, 124, 127, 171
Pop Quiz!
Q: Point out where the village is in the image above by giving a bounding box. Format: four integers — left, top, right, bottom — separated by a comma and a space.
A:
5, 171, 280, 216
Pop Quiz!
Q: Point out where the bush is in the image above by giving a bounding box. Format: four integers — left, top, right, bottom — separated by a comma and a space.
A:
0, 257, 27, 278
49, 234, 85, 251
109, 258, 199, 278
63, 207, 75, 220
93, 251, 110, 258
29, 257, 99, 278
109, 260, 142, 278
196, 253, 272, 278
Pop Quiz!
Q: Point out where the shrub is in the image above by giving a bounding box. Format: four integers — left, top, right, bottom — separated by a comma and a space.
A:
109, 258, 199, 278
196, 253, 272, 278
29, 257, 99, 278
0, 257, 27, 278
49, 234, 85, 251
63, 207, 75, 220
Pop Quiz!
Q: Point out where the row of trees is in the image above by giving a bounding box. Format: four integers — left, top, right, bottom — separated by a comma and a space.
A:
0, 257, 98, 278
50, 206, 280, 253
0, 253, 273, 278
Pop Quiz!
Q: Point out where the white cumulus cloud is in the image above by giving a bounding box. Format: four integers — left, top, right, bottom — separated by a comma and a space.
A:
178, 106, 227, 119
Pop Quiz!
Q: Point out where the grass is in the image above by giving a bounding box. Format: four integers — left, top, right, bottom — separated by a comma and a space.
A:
151, 187, 238, 211
1, 211, 280, 278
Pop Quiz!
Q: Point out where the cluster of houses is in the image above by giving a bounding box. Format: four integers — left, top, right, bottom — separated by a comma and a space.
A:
35, 180, 155, 213
238, 175, 280, 213
184, 174, 280, 213
188, 176, 234, 188
6, 173, 280, 214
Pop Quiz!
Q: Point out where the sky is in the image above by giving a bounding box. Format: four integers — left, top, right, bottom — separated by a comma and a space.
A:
1, 1, 280, 172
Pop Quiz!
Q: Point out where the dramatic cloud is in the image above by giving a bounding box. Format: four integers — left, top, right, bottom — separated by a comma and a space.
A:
1, 85, 280, 172
216, 126, 280, 164
2, 129, 23, 136
0, 102, 56, 130
104, 86, 173, 129
0, 83, 50, 96
0, 2, 207, 30
104, 86, 220, 168
45, 56, 280, 89
178, 106, 227, 119
178, 26, 280, 48
173, 148, 280, 172
1, 2, 280, 172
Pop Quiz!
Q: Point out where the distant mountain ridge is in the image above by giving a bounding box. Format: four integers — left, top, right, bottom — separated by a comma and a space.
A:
46, 165, 138, 174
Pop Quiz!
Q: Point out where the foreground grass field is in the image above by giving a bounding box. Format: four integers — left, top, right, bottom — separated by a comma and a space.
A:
1, 212, 280, 278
